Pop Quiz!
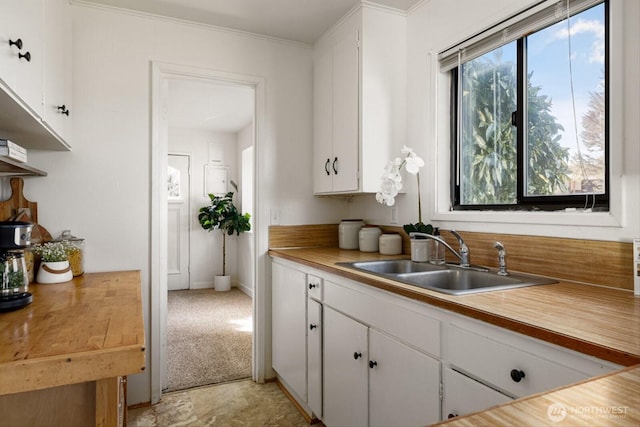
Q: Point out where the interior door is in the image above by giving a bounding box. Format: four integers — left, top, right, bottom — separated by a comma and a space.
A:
167, 154, 190, 290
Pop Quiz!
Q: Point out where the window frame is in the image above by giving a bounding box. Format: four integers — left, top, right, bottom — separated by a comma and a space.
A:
449, 0, 609, 212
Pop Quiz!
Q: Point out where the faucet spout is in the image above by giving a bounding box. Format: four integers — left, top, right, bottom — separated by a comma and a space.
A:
409, 232, 465, 265
448, 230, 470, 267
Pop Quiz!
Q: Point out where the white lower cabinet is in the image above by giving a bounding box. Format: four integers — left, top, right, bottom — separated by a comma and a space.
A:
323, 306, 441, 427
271, 261, 307, 400
442, 368, 512, 420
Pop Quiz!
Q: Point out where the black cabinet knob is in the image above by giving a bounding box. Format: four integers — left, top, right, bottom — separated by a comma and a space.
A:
353, 352, 362, 360
19, 51, 31, 62
309, 324, 317, 330
308, 283, 317, 289
57, 105, 70, 116
9, 38, 23, 50
510, 369, 526, 383
369, 360, 377, 369
448, 413, 458, 419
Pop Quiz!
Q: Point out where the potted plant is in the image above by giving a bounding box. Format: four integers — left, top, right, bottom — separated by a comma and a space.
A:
198, 191, 251, 291
376, 145, 433, 261
31, 241, 74, 284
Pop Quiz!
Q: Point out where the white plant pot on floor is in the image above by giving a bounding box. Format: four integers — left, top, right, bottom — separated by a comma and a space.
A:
214, 275, 231, 292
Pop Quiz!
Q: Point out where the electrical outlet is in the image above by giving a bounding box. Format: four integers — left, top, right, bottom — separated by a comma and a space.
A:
270, 209, 281, 225
391, 207, 398, 224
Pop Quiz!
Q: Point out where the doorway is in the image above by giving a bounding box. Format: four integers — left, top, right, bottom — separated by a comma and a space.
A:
151, 62, 265, 402
167, 153, 190, 291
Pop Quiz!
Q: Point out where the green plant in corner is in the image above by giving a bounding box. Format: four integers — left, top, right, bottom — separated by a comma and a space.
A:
376, 145, 433, 237
198, 191, 251, 276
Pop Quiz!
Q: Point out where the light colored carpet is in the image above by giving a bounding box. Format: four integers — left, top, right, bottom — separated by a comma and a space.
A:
167, 288, 252, 392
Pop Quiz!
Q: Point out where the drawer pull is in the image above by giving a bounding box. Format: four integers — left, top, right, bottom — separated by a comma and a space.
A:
353, 352, 362, 360
309, 324, 317, 330
308, 283, 317, 289
448, 413, 458, 419
19, 51, 31, 62
510, 369, 526, 383
9, 38, 23, 50
369, 360, 378, 369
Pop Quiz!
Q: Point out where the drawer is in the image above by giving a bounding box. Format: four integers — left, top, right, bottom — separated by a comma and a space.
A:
307, 274, 323, 301
324, 279, 440, 357
446, 324, 588, 397
442, 368, 512, 420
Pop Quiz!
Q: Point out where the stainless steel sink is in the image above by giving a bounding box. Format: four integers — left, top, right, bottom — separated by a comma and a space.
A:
337, 260, 557, 295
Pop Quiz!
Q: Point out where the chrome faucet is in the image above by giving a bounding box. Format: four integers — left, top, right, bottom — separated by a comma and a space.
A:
409, 230, 470, 268
494, 241, 508, 276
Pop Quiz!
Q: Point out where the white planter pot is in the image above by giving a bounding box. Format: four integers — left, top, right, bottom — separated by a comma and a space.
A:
410, 239, 429, 262
37, 261, 73, 284
214, 275, 232, 292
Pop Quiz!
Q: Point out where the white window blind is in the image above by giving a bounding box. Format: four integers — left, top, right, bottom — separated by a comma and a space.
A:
439, 0, 603, 72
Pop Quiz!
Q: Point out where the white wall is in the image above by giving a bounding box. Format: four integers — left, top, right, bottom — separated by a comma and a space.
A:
22, 3, 334, 404
237, 123, 255, 296
351, 0, 640, 242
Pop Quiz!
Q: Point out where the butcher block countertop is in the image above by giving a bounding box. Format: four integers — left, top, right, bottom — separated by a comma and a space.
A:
270, 247, 640, 426
0, 270, 146, 396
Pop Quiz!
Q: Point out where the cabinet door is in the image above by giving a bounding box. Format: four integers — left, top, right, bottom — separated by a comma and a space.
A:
0, 0, 43, 116
369, 329, 441, 427
331, 28, 359, 193
442, 368, 512, 421
307, 298, 322, 418
42, 0, 72, 142
313, 45, 333, 194
323, 306, 368, 427
272, 262, 307, 400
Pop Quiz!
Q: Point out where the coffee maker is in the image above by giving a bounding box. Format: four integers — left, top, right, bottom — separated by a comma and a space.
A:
0, 221, 33, 311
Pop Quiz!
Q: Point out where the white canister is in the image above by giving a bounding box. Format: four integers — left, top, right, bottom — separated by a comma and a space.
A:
379, 233, 403, 255
339, 220, 364, 250
410, 239, 429, 262
359, 226, 382, 252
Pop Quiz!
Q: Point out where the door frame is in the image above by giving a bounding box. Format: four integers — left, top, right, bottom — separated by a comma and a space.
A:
151, 61, 266, 404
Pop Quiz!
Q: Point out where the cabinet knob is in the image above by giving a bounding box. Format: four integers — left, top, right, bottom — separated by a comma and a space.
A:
19, 51, 31, 62
309, 324, 317, 330
9, 38, 23, 50
510, 369, 526, 383
448, 413, 458, 419
369, 360, 377, 369
308, 283, 317, 290
57, 105, 70, 116
332, 157, 338, 174
324, 159, 331, 175
353, 352, 362, 360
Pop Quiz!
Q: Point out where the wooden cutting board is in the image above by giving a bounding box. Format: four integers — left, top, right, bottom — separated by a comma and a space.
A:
0, 177, 52, 242
0, 177, 38, 223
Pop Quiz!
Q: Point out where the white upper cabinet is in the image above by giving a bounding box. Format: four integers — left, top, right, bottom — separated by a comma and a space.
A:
0, 0, 43, 117
42, 0, 73, 144
0, 0, 71, 151
313, 5, 407, 195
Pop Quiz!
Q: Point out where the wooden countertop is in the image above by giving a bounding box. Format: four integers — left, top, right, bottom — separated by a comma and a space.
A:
434, 365, 640, 426
0, 271, 146, 396
269, 247, 640, 367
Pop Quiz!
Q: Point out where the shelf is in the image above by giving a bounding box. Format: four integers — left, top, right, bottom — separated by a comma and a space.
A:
0, 156, 47, 177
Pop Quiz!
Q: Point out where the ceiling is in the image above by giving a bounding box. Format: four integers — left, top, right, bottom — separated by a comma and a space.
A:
167, 79, 255, 133
84, 0, 420, 133
80, 0, 420, 45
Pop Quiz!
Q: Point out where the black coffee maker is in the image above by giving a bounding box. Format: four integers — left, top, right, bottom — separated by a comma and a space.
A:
0, 221, 33, 311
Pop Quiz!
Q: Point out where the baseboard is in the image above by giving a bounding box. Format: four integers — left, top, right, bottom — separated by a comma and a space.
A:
191, 281, 214, 289
275, 378, 320, 425
235, 281, 253, 298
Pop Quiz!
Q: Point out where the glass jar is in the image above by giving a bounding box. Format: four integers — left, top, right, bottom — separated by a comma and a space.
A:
1, 250, 29, 297
53, 230, 85, 276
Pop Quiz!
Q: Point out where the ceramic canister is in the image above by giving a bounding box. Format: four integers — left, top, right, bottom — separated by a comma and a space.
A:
359, 226, 382, 252
379, 233, 402, 255
339, 220, 364, 250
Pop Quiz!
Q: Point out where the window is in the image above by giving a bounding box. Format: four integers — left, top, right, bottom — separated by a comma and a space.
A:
442, 0, 608, 211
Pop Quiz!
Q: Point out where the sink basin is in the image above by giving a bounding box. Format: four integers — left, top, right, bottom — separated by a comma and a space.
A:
338, 260, 557, 295
341, 260, 446, 275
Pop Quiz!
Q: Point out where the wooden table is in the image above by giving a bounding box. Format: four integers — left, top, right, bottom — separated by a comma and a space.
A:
0, 271, 146, 427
